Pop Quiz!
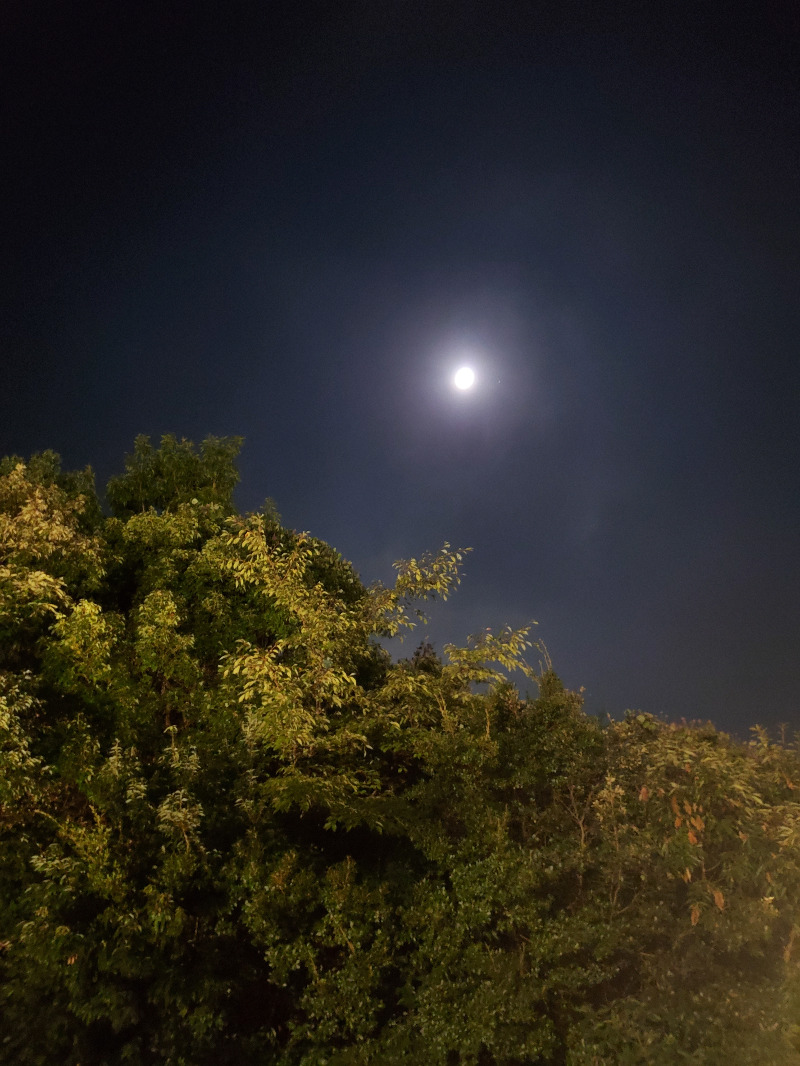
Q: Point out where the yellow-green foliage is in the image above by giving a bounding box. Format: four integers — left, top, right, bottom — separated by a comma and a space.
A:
1, 437, 798, 1065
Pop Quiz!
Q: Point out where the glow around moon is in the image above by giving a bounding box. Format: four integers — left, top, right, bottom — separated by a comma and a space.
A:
454, 366, 475, 390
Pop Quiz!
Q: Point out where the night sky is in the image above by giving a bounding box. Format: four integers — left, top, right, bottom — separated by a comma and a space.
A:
2, 3, 798, 737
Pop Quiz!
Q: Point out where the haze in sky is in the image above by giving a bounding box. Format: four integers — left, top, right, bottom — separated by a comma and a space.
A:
1, 3, 798, 737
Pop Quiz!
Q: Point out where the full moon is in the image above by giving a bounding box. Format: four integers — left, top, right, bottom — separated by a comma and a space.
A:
454, 366, 475, 390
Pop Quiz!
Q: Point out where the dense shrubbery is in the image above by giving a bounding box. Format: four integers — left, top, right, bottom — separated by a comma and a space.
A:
2, 435, 799, 1064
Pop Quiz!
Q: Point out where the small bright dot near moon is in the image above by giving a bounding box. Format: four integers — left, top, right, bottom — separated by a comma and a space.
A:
454, 366, 475, 390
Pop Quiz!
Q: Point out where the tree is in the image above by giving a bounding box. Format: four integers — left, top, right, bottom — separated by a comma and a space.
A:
1, 435, 799, 1065
105, 433, 244, 518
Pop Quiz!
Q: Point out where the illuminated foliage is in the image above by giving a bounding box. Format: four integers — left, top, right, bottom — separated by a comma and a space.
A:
1, 436, 798, 1064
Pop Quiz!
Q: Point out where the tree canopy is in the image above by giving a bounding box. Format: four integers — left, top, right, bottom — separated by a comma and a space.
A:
1, 435, 799, 1064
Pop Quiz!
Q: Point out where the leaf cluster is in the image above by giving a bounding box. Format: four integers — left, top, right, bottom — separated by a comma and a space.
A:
1, 436, 799, 1065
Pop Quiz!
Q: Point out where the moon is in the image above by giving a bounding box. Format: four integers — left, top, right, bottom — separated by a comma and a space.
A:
454, 366, 475, 390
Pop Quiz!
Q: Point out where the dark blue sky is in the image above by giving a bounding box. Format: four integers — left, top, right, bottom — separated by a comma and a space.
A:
2, 2, 798, 736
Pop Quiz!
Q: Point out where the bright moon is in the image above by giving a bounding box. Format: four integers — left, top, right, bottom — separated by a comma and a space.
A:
454, 366, 475, 390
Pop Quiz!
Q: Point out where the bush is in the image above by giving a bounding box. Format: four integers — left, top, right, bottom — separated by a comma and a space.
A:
1, 437, 799, 1064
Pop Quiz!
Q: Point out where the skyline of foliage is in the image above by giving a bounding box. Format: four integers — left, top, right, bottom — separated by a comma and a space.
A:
1, 436, 799, 1064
